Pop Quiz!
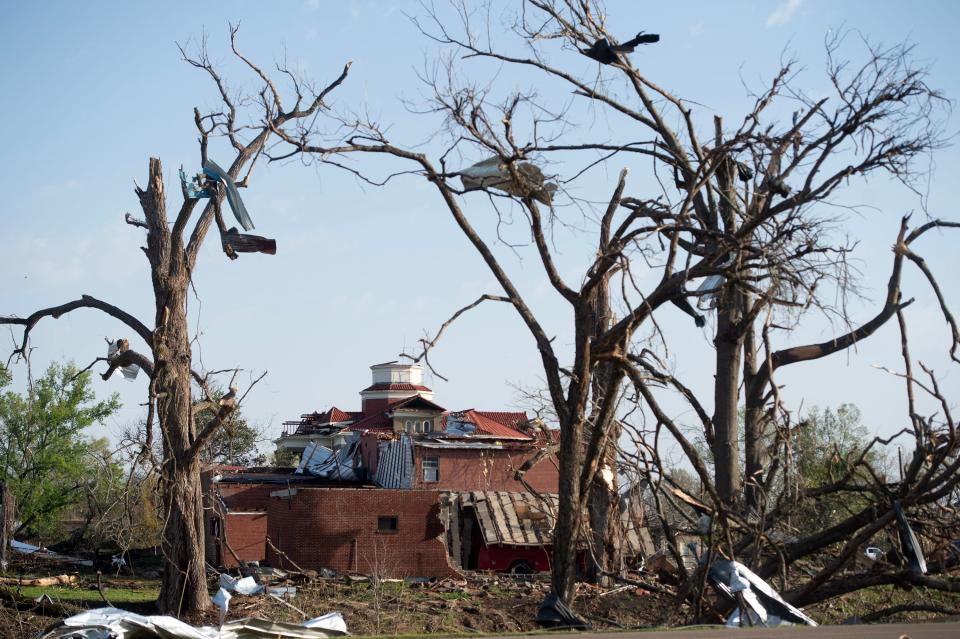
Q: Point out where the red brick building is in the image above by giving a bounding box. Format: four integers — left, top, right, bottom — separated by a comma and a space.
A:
206, 479, 272, 569
265, 487, 459, 578
205, 361, 560, 577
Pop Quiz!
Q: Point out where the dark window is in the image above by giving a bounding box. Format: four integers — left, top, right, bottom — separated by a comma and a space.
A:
377, 515, 399, 532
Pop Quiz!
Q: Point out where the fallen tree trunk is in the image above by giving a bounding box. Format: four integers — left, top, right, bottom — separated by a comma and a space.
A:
0, 574, 77, 587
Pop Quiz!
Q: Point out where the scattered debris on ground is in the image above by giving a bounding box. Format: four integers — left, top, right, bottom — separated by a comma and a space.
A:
0, 548, 957, 639
39, 607, 348, 639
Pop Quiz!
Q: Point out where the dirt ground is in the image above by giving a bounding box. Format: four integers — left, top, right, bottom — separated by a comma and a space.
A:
1, 555, 957, 639
0, 572, 671, 638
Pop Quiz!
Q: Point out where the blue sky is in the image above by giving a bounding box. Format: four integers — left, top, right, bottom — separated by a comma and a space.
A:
1, 1, 958, 455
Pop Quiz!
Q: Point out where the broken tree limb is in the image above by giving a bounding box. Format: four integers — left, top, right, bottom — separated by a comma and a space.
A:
861, 603, 959, 623
399, 294, 511, 381
266, 536, 308, 575
0, 574, 77, 587
96, 572, 114, 608
0, 586, 77, 618
222, 227, 277, 257
103, 348, 155, 380
0, 295, 153, 359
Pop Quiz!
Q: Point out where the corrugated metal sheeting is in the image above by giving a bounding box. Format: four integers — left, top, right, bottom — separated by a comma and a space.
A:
374, 434, 414, 489
452, 490, 654, 556
459, 491, 557, 547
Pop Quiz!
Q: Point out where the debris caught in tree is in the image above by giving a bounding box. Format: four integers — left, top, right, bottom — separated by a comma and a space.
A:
710, 559, 818, 627
764, 175, 792, 198
106, 338, 139, 380
671, 296, 706, 327
894, 500, 928, 575
222, 227, 277, 257
459, 157, 558, 205
580, 32, 660, 65
203, 159, 256, 231
179, 167, 214, 199
736, 161, 754, 182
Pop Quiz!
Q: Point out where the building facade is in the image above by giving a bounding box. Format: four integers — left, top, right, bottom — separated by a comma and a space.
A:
206, 361, 564, 577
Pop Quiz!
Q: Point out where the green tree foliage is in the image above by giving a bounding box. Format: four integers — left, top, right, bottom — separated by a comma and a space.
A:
0, 362, 121, 540
195, 387, 265, 467
270, 448, 300, 468
788, 404, 888, 531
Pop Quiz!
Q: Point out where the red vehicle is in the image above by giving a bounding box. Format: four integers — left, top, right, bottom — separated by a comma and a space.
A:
477, 543, 551, 574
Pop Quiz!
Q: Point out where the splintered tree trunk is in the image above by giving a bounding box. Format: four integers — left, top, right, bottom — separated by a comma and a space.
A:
712, 287, 743, 507
154, 288, 208, 614
587, 438, 622, 585
139, 159, 211, 614
742, 320, 767, 513
552, 421, 581, 604
585, 277, 623, 585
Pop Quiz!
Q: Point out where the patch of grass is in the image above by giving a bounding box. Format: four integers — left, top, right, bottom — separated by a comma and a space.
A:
15, 585, 159, 604
809, 584, 960, 624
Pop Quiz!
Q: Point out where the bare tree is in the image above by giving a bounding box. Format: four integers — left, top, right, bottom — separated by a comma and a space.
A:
0, 29, 350, 614
267, 0, 956, 617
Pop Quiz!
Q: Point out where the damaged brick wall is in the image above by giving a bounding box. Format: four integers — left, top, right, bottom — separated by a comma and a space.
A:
222, 513, 268, 568
206, 482, 274, 568
412, 447, 559, 493
266, 488, 461, 578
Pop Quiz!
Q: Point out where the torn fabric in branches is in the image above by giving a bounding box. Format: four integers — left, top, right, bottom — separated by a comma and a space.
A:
580, 32, 660, 65
459, 157, 558, 205
203, 159, 255, 231
709, 559, 817, 628
894, 500, 927, 575
106, 338, 140, 380
736, 161, 754, 182
179, 167, 214, 199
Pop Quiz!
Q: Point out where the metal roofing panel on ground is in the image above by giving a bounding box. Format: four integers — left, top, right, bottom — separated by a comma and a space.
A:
500, 492, 529, 544
470, 492, 502, 545
456, 490, 557, 547
451, 490, 654, 555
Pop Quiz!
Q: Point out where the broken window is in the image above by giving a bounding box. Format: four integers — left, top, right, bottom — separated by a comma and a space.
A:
423, 456, 439, 482
377, 516, 399, 532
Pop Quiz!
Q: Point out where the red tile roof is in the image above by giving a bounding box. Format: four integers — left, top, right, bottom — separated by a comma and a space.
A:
360, 382, 433, 393
475, 411, 527, 429
344, 411, 393, 432
344, 395, 445, 433
322, 406, 356, 423
386, 394, 446, 413
449, 409, 532, 440
283, 406, 362, 434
